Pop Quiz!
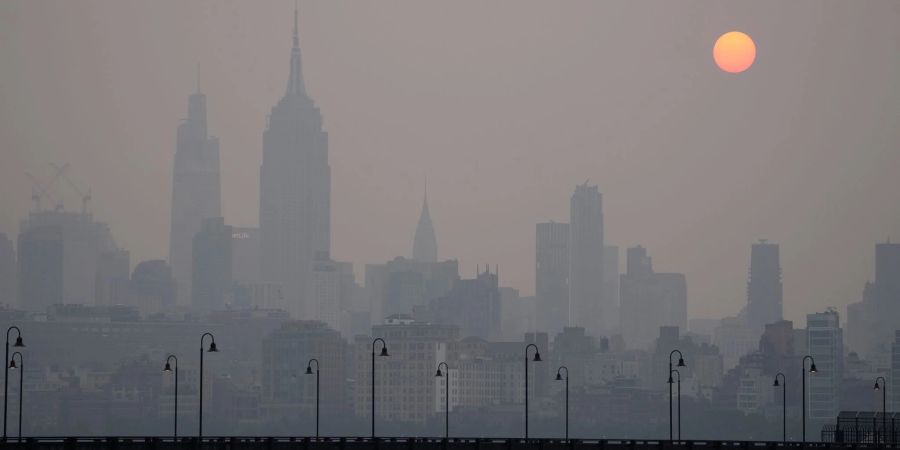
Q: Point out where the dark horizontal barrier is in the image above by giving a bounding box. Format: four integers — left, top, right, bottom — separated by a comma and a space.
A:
0, 437, 895, 450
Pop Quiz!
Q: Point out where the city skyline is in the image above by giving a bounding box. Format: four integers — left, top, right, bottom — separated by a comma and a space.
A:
2, 1, 900, 327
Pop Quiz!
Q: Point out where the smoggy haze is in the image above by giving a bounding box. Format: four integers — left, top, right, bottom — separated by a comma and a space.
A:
1, 1, 899, 325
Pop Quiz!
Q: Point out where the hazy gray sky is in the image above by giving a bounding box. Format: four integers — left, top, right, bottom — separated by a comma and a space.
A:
2, 1, 899, 325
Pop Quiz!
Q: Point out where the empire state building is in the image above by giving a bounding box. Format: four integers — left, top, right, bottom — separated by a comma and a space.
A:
259, 7, 331, 318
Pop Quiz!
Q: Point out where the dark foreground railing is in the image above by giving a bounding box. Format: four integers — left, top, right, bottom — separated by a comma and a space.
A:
0, 437, 896, 450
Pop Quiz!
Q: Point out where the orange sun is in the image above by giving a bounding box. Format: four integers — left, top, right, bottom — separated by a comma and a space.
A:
713, 31, 756, 73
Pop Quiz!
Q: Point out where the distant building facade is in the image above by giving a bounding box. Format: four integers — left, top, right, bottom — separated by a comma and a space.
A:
364, 257, 458, 324
620, 246, 687, 350
169, 88, 221, 307
259, 10, 331, 322
412, 190, 438, 263
262, 321, 347, 419
192, 217, 233, 313
569, 183, 607, 336
807, 309, 843, 424
846, 241, 900, 359
354, 319, 459, 424
17, 210, 123, 311
745, 240, 783, 330
536, 222, 569, 336
432, 267, 501, 340
129, 260, 176, 315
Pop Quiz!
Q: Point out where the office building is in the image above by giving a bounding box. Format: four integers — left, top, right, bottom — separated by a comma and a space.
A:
620, 246, 687, 350
807, 309, 843, 424
192, 217, 233, 313
536, 222, 569, 336
168, 86, 221, 307
432, 267, 501, 340
412, 190, 438, 263
569, 183, 608, 337
260, 7, 331, 320
746, 240, 783, 330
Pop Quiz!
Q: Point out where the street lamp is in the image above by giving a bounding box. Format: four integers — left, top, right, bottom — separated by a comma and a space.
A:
8, 352, 23, 442
668, 369, 682, 441
163, 355, 178, 441
435, 362, 449, 439
199, 332, 218, 441
3, 326, 23, 441
371, 338, 388, 438
801, 355, 817, 443
875, 376, 887, 444
668, 349, 685, 441
555, 366, 569, 441
306, 359, 320, 438
524, 343, 542, 440
773, 372, 786, 442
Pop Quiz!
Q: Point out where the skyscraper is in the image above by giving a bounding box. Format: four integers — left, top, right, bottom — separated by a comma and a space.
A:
620, 246, 687, 350
846, 241, 900, 358
192, 217, 233, 313
168, 85, 221, 307
260, 7, 330, 319
568, 183, 606, 337
536, 221, 569, 336
806, 309, 842, 425
16, 224, 63, 310
412, 190, 437, 263
745, 240, 783, 330
17, 209, 122, 310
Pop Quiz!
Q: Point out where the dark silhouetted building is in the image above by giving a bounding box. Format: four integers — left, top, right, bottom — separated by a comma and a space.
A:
745, 240, 782, 330
260, 8, 331, 320
620, 246, 687, 350
169, 86, 221, 308
192, 217, 233, 312
536, 221, 569, 336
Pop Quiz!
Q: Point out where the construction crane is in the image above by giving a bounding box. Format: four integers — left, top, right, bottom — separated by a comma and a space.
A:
50, 162, 91, 214
24, 163, 68, 212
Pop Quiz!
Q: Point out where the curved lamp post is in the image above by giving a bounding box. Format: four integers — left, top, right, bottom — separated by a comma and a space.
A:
4, 326, 23, 441
8, 352, 23, 442
435, 362, 449, 439
668, 369, 682, 441
773, 372, 786, 442
801, 355, 817, 443
163, 355, 178, 441
524, 343, 542, 440
306, 358, 320, 438
555, 366, 569, 441
875, 376, 887, 444
371, 338, 389, 438
199, 333, 218, 440
668, 349, 685, 441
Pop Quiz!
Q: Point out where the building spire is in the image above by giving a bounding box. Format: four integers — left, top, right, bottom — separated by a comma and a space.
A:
412, 182, 438, 262
293, 0, 299, 49
286, 0, 306, 96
